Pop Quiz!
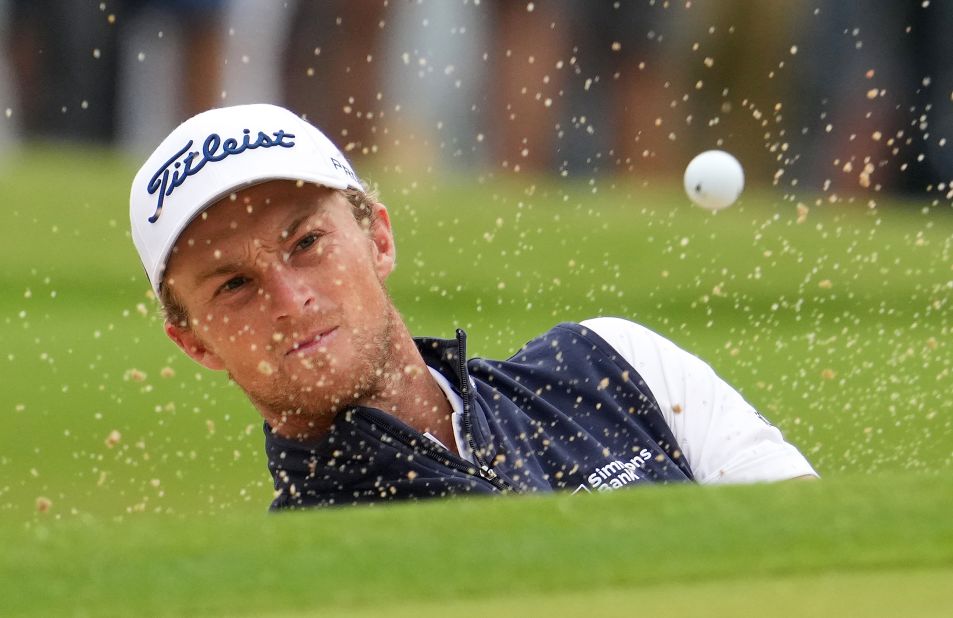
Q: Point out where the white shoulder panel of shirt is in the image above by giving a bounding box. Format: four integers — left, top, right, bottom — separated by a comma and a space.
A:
425, 318, 818, 483
580, 316, 818, 483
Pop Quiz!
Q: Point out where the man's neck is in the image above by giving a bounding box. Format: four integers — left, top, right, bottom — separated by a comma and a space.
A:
358, 326, 458, 454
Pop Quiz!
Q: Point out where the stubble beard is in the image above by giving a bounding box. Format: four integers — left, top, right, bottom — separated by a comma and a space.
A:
244, 298, 401, 438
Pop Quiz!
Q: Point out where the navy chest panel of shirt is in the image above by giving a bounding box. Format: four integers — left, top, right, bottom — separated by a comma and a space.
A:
266, 323, 692, 510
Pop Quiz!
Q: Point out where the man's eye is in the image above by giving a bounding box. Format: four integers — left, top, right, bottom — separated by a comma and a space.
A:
295, 233, 318, 252
221, 276, 248, 293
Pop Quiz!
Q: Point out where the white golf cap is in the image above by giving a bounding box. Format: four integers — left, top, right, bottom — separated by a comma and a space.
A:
129, 103, 362, 295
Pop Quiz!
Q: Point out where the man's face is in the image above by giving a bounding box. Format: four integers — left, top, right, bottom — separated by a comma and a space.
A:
163, 180, 398, 431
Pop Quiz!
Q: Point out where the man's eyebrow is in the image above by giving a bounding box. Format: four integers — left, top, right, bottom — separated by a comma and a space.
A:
281, 214, 310, 242
193, 262, 243, 287
281, 200, 329, 242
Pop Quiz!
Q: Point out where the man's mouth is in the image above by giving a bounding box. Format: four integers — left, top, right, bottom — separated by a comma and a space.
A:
286, 326, 338, 356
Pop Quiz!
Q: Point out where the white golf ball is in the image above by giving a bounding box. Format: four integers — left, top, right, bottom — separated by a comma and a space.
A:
683, 150, 745, 210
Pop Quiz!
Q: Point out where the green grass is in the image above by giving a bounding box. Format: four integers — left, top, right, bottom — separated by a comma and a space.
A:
4, 475, 952, 616
341, 570, 953, 618
1, 146, 951, 615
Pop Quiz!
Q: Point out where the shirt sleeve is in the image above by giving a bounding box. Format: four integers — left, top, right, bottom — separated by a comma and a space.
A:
580, 316, 818, 484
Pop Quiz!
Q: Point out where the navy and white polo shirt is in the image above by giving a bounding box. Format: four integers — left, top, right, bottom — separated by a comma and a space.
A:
265, 317, 817, 509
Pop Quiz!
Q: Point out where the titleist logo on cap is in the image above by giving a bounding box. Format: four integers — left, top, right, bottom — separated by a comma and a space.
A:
146, 129, 296, 223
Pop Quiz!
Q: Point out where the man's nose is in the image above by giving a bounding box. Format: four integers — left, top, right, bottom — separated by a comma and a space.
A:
267, 266, 315, 320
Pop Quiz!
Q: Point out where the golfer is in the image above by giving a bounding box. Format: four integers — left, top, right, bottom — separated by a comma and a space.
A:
130, 104, 817, 510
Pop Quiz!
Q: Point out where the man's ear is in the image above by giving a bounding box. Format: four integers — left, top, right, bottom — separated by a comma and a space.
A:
165, 321, 226, 371
369, 202, 396, 280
